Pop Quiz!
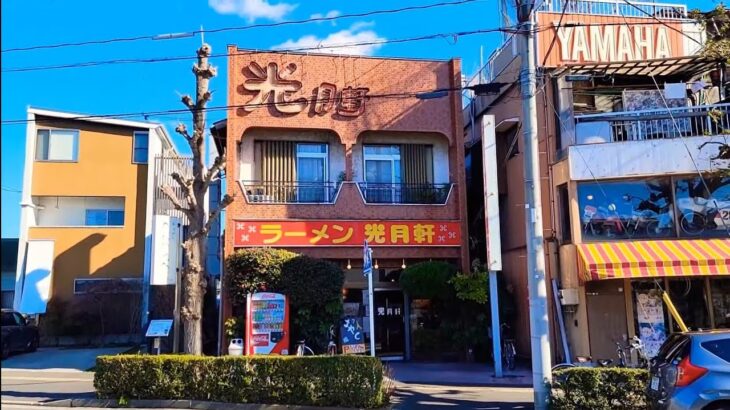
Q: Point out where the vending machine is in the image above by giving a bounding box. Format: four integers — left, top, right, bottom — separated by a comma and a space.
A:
245, 292, 289, 355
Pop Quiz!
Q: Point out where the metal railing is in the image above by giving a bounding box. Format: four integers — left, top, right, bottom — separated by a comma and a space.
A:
537, 0, 688, 19
357, 183, 452, 204
240, 181, 339, 204
154, 155, 193, 223
574, 103, 730, 144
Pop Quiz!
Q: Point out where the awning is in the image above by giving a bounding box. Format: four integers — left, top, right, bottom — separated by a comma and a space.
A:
552, 56, 721, 79
577, 239, 730, 282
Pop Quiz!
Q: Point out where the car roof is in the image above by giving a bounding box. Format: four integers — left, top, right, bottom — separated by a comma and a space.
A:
685, 330, 730, 336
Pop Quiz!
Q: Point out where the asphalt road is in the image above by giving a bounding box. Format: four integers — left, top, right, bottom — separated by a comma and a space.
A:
2, 368, 534, 409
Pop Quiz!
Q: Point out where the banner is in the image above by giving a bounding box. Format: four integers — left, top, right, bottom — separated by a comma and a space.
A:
233, 220, 461, 247
340, 317, 366, 354
636, 292, 667, 358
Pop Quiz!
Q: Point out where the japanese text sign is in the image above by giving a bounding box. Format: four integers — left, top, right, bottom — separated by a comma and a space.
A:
340, 317, 366, 354
234, 220, 461, 247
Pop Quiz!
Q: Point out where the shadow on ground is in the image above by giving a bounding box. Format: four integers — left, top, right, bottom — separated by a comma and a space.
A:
392, 386, 534, 409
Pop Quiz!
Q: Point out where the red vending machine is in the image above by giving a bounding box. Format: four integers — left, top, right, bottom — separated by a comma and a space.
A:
245, 292, 289, 355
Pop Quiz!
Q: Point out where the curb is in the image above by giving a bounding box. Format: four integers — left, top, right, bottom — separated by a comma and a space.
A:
4, 398, 393, 410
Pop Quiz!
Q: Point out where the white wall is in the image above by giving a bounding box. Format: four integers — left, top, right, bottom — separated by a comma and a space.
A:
353, 132, 450, 183
239, 129, 345, 181
569, 135, 728, 181
34, 196, 125, 226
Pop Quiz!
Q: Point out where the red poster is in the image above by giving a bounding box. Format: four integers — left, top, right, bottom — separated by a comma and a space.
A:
233, 220, 461, 247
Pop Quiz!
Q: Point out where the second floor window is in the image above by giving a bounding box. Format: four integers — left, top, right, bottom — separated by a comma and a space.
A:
85, 209, 124, 226
133, 131, 149, 163
36, 129, 78, 161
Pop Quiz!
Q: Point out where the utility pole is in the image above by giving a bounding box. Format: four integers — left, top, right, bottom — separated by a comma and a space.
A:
517, 1, 551, 408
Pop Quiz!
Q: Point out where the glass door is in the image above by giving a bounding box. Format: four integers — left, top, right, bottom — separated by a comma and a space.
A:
296, 143, 328, 202
364, 145, 401, 203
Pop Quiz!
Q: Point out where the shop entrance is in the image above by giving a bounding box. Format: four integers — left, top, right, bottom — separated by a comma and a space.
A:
373, 290, 405, 357
586, 280, 628, 361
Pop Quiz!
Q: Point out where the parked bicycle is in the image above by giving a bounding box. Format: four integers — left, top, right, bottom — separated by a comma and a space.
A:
501, 323, 517, 371
326, 325, 337, 356
677, 196, 730, 236
295, 339, 315, 356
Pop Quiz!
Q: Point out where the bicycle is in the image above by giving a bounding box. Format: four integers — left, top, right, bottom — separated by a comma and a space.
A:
326, 325, 337, 356
295, 339, 315, 356
501, 323, 517, 371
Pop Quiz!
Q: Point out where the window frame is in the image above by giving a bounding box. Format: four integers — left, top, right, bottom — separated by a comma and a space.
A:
35, 128, 80, 162
85, 208, 125, 227
363, 144, 402, 185
295, 143, 329, 182
132, 131, 150, 164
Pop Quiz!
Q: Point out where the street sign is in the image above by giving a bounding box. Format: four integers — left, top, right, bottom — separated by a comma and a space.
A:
363, 240, 373, 276
146, 319, 173, 337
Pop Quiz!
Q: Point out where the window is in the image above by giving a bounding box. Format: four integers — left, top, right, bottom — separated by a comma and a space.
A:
35, 129, 78, 161
1, 312, 15, 326
296, 143, 328, 202
85, 209, 124, 226
364, 145, 401, 203
674, 175, 730, 238
578, 178, 675, 241
701, 339, 730, 363
133, 131, 149, 163
558, 184, 572, 242
73, 278, 142, 294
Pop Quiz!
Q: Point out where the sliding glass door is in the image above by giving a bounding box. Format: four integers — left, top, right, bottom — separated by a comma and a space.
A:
296, 143, 328, 202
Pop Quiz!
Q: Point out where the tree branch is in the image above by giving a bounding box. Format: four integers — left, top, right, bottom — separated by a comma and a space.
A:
175, 123, 192, 142
171, 172, 197, 209
159, 185, 193, 218
204, 151, 226, 188
203, 194, 234, 235
181, 95, 195, 112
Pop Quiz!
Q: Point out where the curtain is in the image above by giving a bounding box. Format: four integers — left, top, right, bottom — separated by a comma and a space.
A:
400, 144, 433, 185
254, 140, 296, 201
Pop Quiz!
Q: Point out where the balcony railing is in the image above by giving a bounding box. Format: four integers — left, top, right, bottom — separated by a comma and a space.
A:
240, 181, 339, 204
574, 103, 730, 144
537, 0, 688, 19
357, 183, 452, 205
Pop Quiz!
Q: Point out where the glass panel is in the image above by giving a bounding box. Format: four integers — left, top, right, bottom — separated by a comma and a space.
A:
711, 278, 730, 329
701, 339, 730, 363
675, 175, 730, 238
578, 178, 675, 241
35, 130, 50, 160
297, 157, 326, 202
365, 160, 392, 183
108, 210, 125, 226
134, 132, 149, 149
48, 130, 77, 161
85, 209, 108, 226
364, 145, 400, 156
297, 143, 326, 154
134, 148, 148, 163
667, 278, 710, 331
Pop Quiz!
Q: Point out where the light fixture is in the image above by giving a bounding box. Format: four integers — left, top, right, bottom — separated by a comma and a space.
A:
347, 259, 352, 270
374, 260, 379, 270
401, 259, 406, 269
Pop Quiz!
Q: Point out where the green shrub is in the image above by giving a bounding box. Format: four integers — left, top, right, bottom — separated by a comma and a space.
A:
281, 256, 344, 352
225, 248, 297, 306
449, 271, 489, 304
549, 367, 649, 410
399, 261, 457, 299
95, 355, 387, 408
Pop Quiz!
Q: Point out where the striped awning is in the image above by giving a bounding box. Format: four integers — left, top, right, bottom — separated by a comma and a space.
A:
577, 239, 730, 282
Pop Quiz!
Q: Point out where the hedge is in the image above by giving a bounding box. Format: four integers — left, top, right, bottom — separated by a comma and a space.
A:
95, 355, 387, 408
549, 367, 649, 410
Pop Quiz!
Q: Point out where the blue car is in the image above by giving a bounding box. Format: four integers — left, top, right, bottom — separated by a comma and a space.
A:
647, 330, 730, 410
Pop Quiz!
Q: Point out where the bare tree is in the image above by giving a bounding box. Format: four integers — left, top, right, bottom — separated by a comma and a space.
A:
160, 43, 233, 354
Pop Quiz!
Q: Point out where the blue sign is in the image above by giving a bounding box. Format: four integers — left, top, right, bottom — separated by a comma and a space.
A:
340, 317, 366, 354
363, 240, 373, 276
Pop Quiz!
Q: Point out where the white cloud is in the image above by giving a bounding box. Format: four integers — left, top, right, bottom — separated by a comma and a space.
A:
272, 22, 385, 56
208, 0, 297, 22
309, 10, 341, 25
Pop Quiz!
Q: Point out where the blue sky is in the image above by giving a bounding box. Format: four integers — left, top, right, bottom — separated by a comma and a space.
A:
0, 0, 718, 238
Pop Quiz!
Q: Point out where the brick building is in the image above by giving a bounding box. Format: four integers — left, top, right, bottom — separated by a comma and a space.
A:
214, 48, 468, 358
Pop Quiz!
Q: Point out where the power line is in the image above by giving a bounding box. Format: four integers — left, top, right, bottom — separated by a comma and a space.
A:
620, 0, 703, 46
541, 0, 569, 66
1, 0, 482, 53
1, 186, 22, 193
2, 27, 520, 73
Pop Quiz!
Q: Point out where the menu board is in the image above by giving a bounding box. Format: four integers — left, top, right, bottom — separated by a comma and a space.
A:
340, 317, 366, 354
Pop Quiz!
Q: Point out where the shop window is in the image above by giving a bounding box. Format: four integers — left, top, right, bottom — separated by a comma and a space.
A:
578, 178, 675, 241
711, 278, 730, 329
36, 129, 78, 162
667, 278, 710, 332
674, 175, 730, 238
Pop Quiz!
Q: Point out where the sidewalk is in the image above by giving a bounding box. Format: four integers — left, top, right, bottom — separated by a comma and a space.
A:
387, 361, 533, 387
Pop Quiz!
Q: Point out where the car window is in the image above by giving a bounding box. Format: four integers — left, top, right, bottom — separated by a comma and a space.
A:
701, 338, 730, 363
1, 312, 16, 326
12, 313, 25, 326
655, 334, 688, 362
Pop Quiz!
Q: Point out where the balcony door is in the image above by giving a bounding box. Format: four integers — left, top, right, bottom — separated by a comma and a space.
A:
364, 145, 401, 203
296, 143, 328, 202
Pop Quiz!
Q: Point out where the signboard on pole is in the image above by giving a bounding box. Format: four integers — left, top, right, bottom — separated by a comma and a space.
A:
363, 240, 376, 357
363, 240, 373, 275
340, 317, 366, 354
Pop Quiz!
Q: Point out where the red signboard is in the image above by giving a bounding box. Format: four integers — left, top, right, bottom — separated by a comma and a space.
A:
233, 220, 461, 247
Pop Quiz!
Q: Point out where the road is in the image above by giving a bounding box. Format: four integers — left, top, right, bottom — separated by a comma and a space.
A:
2, 368, 534, 409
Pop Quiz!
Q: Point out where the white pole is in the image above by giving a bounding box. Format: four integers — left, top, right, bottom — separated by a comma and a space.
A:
489, 271, 503, 377
518, 3, 552, 408
368, 269, 376, 357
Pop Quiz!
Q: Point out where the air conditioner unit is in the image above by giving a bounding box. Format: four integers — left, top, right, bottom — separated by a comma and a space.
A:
559, 288, 580, 306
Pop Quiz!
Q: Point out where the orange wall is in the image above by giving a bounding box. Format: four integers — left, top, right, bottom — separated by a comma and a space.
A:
29, 118, 148, 300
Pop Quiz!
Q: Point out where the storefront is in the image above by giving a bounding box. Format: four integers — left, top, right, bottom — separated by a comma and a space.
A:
219, 48, 469, 357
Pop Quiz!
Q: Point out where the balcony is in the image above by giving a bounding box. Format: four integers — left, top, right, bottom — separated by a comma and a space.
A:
575, 103, 730, 145
537, 0, 688, 19
357, 183, 453, 205
240, 181, 340, 204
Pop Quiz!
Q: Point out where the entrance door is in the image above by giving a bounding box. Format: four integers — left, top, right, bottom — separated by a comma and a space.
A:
586, 281, 628, 361
373, 290, 405, 356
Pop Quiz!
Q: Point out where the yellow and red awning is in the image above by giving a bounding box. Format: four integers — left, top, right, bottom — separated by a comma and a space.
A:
577, 239, 730, 282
